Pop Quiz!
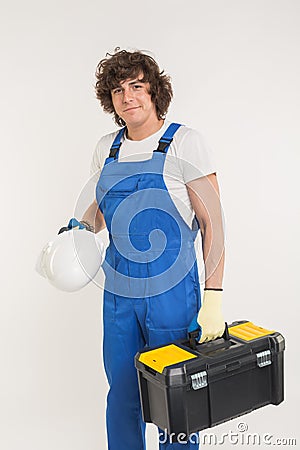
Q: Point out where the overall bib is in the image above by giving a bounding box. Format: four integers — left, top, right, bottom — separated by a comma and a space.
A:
96, 123, 201, 449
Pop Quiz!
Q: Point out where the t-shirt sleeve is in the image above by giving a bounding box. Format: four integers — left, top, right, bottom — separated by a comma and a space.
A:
178, 128, 217, 183
89, 135, 112, 184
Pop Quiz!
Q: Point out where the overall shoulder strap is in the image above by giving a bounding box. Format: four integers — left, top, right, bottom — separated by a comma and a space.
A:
154, 123, 182, 154
109, 127, 126, 159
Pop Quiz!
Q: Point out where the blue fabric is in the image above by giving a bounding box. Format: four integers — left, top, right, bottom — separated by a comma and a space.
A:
96, 123, 201, 450
110, 127, 126, 159
187, 314, 202, 342
111, 127, 125, 149
158, 122, 182, 144
67, 218, 85, 230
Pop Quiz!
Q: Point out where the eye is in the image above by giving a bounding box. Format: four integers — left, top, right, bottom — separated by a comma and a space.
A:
112, 87, 122, 95
133, 84, 143, 90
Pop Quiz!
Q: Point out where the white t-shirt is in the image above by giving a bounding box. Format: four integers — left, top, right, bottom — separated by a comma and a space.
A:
90, 120, 217, 229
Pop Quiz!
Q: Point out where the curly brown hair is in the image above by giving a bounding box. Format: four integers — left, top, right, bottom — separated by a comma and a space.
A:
95, 49, 173, 127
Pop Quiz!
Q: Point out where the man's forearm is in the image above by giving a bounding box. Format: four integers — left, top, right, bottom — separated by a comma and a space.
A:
187, 174, 225, 289
81, 199, 106, 234
201, 220, 225, 289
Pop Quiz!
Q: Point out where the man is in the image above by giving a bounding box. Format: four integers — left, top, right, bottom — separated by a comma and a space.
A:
80, 49, 225, 450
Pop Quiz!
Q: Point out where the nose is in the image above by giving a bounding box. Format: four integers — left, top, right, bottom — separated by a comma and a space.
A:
122, 87, 133, 103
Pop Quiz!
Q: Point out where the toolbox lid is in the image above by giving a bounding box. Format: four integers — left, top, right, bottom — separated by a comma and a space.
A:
229, 321, 275, 341
138, 344, 197, 373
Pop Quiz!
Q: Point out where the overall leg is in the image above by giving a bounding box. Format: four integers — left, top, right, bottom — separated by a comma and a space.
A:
152, 326, 200, 450
146, 268, 201, 450
103, 291, 146, 450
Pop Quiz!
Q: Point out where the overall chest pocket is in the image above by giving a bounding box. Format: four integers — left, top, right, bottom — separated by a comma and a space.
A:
101, 175, 140, 198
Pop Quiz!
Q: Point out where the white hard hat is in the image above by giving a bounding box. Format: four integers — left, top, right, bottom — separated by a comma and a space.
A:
36, 229, 105, 292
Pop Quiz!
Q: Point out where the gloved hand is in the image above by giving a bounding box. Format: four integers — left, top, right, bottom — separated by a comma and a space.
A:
188, 289, 225, 344
58, 218, 94, 234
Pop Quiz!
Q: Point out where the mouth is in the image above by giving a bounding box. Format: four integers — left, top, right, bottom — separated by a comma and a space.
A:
123, 106, 141, 112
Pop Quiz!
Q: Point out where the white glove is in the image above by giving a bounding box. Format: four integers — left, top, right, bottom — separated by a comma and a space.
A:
197, 289, 225, 343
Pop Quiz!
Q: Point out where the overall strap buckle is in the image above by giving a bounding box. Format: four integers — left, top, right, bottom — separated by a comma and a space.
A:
109, 127, 126, 159
154, 123, 182, 154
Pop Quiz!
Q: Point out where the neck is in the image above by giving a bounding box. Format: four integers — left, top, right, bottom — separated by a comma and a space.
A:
126, 117, 164, 141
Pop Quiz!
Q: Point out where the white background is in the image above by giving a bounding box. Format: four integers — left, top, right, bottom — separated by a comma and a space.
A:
1, 0, 299, 449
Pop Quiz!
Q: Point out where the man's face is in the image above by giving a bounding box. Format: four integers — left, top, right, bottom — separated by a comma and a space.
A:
111, 73, 157, 129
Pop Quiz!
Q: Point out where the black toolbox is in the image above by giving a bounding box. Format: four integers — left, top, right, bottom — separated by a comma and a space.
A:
135, 321, 285, 436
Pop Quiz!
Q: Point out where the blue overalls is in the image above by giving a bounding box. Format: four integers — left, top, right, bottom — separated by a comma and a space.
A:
96, 123, 201, 449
